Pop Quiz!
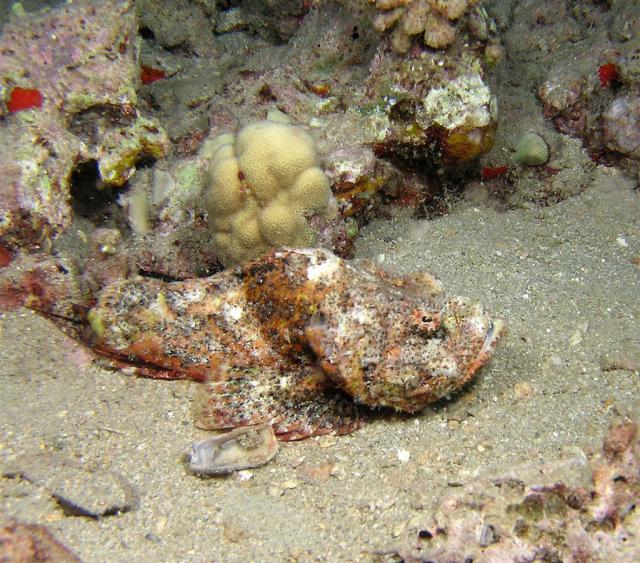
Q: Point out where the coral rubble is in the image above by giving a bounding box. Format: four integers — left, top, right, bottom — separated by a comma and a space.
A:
392, 420, 640, 561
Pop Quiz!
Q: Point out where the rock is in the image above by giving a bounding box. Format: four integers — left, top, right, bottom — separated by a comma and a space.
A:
0, 0, 168, 250
2, 452, 138, 518
137, 0, 218, 56
603, 95, 640, 158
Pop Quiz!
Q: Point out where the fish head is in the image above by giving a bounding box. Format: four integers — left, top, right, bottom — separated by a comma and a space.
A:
358, 297, 504, 412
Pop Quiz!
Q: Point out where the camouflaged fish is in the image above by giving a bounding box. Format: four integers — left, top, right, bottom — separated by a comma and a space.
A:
0, 248, 503, 440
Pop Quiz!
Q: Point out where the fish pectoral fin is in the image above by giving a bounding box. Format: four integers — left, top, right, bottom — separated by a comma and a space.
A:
192, 363, 361, 441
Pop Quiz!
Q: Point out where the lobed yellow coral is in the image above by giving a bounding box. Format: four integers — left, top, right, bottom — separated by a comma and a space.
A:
370, 0, 478, 53
205, 121, 334, 267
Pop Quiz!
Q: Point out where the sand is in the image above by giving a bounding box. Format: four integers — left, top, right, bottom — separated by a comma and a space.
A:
0, 164, 638, 561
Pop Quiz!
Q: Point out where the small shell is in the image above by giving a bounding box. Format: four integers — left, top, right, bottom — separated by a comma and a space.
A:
188, 424, 278, 476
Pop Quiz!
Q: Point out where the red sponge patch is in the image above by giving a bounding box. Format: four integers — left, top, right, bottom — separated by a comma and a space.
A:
7, 87, 43, 113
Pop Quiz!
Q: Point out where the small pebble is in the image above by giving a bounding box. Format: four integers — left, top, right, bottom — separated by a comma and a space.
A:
616, 235, 629, 248
268, 485, 284, 497
222, 520, 246, 543
478, 523, 497, 547
600, 354, 639, 372
319, 435, 338, 448
514, 381, 534, 399
297, 462, 334, 483
235, 470, 254, 481
569, 329, 583, 347
330, 465, 347, 480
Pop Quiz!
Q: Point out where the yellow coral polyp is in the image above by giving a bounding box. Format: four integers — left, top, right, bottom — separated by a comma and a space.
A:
235, 217, 262, 249
207, 157, 244, 214
259, 204, 300, 246
288, 167, 331, 212
206, 120, 333, 266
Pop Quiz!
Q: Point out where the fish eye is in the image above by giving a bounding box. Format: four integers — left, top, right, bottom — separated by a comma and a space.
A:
422, 316, 432, 323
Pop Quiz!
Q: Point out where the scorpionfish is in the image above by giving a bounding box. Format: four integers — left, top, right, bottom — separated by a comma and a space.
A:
0, 248, 503, 440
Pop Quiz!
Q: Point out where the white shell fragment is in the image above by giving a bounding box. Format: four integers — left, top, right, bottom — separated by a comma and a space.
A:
188, 424, 279, 476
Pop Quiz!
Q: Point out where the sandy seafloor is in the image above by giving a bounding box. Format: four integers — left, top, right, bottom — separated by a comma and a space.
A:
0, 166, 638, 561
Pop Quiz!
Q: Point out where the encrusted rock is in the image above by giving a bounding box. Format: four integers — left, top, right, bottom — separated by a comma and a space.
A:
0, 521, 82, 563
364, 52, 497, 166
603, 95, 640, 158
0, 0, 168, 249
324, 146, 402, 219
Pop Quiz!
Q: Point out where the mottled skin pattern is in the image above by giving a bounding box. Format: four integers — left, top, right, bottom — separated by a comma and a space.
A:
0, 248, 503, 440
84, 248, 502, 439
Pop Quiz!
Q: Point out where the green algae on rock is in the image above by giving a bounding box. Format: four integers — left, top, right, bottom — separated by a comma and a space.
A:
513, 132, 550, 166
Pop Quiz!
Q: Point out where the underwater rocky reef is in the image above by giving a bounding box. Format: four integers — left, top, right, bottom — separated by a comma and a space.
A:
0, 0, 639, 560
